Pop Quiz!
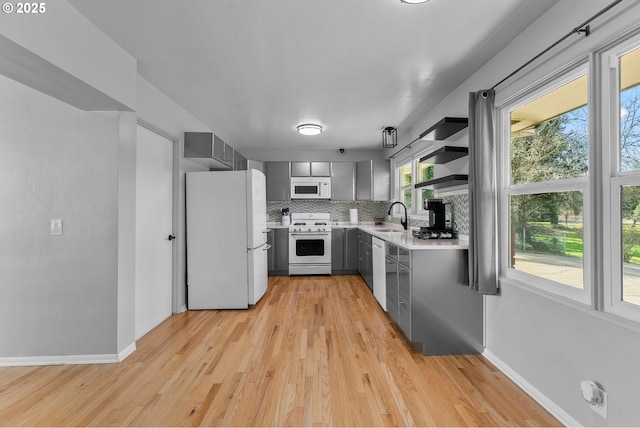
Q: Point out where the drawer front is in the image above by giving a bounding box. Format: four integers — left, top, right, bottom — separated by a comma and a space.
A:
398, 247, 411, 268
398, 263, 411, 337
398, 300, 411, 339
385, 243, 398, 260
385, 257, 398, 322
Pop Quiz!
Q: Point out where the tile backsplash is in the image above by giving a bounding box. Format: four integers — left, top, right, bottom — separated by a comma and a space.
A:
382, 193, 470, 235
267, 192, 469, 235
267, 200, 389, 223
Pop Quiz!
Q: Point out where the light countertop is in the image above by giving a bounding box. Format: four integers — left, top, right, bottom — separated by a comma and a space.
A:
358, 225, 468, 251
267, 222, 468, 251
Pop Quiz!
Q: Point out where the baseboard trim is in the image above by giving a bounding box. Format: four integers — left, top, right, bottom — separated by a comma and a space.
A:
179, 304, 187, 313
483, 349, 581, 427
117, 342, 136, 362
0, 353, 119, 367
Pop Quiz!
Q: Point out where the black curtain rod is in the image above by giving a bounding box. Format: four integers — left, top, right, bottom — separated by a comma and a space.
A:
490, 0, 624, 91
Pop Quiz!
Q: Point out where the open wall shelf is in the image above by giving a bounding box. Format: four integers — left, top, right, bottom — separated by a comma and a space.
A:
415, 174, 469, 190
419, 117, 468, 141
419, 146, 468, 164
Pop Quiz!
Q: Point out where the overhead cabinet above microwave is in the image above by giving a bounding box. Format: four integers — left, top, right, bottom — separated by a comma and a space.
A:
290, 161, 331, 177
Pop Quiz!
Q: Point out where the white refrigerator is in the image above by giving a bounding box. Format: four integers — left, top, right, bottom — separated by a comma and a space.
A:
186, 169, 269, 309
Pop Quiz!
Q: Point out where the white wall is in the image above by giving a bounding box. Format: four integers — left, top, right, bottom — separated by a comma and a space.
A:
390, 0, 640, 425
0, 75, 121, 358
116, 111, 137, 358
0, 0, 138, 362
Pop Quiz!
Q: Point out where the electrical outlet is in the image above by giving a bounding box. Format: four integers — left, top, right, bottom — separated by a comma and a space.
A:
581, 380, 607, 419
591, 390, 607, 419
50, 219, 63, 236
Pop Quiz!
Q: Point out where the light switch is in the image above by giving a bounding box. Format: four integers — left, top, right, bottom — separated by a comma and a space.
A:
50, 219, 63, 236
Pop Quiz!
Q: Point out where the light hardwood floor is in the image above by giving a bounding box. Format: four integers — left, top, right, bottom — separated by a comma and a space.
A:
0, 275, 560, 426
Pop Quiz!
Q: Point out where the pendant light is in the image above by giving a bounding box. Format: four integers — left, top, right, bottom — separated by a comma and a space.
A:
382, 127, 397, 148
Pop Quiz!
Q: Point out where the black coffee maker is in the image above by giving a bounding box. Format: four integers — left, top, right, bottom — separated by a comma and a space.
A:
424, 199, 455, 236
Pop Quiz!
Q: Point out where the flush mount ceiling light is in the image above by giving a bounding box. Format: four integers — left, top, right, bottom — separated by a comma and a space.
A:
382, 126, 397, 148
400, 0, 430, 3
297, 123, 323, 136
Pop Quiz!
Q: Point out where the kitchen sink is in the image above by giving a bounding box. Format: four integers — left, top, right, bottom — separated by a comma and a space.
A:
373, 228, 404, 233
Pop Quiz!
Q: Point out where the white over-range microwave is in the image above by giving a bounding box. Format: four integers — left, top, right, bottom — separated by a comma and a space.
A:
290, 176, 331, 199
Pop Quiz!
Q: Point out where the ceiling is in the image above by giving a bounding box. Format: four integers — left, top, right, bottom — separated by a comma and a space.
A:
68, 0, 559, 153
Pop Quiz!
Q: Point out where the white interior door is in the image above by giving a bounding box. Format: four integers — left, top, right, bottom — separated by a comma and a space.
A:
135, 124, 174, 340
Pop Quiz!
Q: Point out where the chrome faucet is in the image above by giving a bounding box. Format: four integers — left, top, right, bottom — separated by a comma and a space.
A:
387, 201, 408, 230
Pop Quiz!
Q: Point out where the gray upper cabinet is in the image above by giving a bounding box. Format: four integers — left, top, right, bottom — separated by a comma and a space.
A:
265, 161, 290, 201
184, 132, 233, 170
356, 159, 390, 201
290, 161, 310, 177
290, 161, 331, 177
212, 135, 225, 160
233, 150, 247, 171
330, 161, 355, 201
311, 161, 331, 176
223, 142, 234, 165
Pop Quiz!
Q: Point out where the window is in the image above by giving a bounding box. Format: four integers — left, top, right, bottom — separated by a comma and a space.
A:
416, 162, 435, 212
608, 40, 640, 319
499, 31, 640, 322
502, 69, 590, 300
399, 161, 413, 209
394, 154, 434, 216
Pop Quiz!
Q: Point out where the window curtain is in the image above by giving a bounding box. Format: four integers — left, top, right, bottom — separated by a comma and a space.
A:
468, 90, 498, 294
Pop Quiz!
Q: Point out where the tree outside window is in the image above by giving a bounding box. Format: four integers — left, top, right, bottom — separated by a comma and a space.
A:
508, 75, 588, 290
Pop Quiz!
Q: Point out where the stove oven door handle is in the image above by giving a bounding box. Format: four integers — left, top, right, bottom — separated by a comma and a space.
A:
289, 233, 331, 237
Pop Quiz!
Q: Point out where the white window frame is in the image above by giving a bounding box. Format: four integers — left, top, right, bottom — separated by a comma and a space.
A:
391, 148, 435, 218
602, 34, 640, 323
497, 64, 592, 305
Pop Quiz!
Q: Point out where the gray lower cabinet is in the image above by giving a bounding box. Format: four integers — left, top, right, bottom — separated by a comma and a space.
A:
345, 229, 359, 271
331, 228, 345, 272
267, 228, 289, 275
358, 231, 373, 289
265, 162, 290, 201
397, 263, 412, 339
332, 227, 359, 274
385, 254, 398, 322
384, 245, 483, 356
